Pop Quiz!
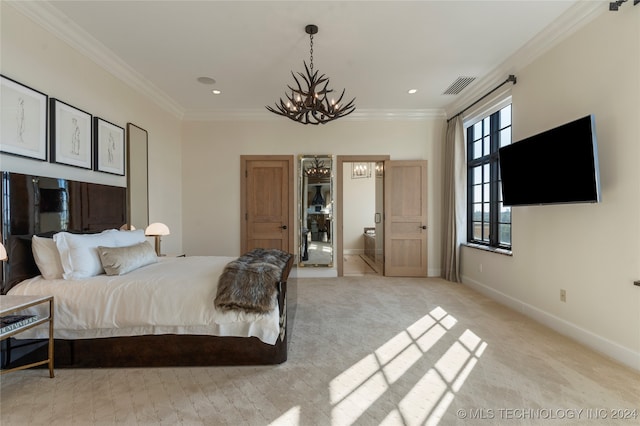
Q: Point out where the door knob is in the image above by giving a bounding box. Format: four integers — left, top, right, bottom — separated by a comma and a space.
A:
420, 225, 427, 229
280, 225, 288, 230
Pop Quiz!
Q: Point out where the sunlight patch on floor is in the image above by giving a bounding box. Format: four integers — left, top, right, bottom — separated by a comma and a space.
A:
330, 354, 382, 405
381, 343, 423, 384
331, 371, 389, 425
392, 329, 487, 425
329, 307, 486, 425
268, 405, 300, 426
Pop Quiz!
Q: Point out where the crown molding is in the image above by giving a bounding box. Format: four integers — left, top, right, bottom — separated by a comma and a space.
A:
182, 108, 447, 122
445, 0, 606, 118
10, 1, 441, 123
8, 1, 185, 119
9, 1, 606, 123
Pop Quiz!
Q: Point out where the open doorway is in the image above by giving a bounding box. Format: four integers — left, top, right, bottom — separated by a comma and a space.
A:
342, 161, 383, 276
336, 155, 389, 277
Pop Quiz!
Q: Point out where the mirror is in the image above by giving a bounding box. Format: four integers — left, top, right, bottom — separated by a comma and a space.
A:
299, 155, 333, 267
126, 123, 149, 229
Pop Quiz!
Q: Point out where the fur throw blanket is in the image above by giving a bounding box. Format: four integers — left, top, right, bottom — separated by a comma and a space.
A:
214, 248, 292, 314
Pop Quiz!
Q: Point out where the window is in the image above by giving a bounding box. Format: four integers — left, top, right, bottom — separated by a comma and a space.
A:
467, 104, 512, 249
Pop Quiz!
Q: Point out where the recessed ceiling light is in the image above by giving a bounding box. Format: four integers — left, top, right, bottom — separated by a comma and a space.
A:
408, 89, 417, 94
197, 77, 216, 85
212, 89, 222, 95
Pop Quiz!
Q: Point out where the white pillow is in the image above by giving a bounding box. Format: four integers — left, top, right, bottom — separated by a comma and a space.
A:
98, 241, 157, 276
111, 229, 146, 247
54, 230, 117, 280
31, 235, 64, 280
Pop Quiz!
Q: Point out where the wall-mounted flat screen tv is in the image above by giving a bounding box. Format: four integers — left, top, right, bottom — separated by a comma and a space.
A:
498, 115, 601, 206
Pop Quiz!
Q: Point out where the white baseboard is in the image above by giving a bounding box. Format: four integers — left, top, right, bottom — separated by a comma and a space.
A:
428, 268, 441, 278
344, 249, 364, 255
462, 275, 640, 372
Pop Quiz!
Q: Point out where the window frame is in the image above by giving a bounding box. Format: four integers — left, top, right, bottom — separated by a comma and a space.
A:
466, 104, 512, 251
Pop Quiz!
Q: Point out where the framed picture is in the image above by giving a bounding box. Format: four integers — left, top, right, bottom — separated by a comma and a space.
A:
94, 117, 125, 175
0, 75, 48, 160
351, 162, 371, 179
50, 98, 92, 169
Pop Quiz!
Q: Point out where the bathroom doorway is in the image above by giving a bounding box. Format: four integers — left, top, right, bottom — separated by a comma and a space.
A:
336, 155, 389, 277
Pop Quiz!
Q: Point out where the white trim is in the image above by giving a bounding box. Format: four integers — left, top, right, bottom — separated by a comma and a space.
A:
344, 249, 365, 255
9, 1, 444, 123
428, 268, 441, 278
8, 1, 185, 119
462, 275, 640, 372
446, 1, 605, 119
462, 91, 512, 128
10, 1, 605, 123
182, 108, 446, 122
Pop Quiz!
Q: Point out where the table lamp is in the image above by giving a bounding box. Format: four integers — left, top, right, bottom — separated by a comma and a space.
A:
145, 222, 170, 256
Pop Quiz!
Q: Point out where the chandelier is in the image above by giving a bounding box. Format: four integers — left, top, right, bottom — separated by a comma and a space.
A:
304, 158, 331, 182
266, 24, 356, 125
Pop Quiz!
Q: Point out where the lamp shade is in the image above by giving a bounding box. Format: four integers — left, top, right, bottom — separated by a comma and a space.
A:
0, 241, 7, 261
120, 224, 136, 231
145, 222, 170, 236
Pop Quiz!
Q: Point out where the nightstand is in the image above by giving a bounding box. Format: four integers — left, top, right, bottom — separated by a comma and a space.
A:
0, 295, 54, 378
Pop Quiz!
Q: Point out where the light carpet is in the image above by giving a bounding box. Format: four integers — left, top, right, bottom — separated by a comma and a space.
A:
1, 276, 638, 425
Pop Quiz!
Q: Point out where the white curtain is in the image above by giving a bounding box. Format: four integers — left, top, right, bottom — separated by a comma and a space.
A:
441, 116, 466, 282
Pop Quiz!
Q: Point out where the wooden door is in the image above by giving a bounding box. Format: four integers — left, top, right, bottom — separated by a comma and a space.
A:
384, 160, 428, 277
241, 156, 293, 254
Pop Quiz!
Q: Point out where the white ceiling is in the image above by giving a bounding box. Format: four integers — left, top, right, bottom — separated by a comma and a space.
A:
12, 1, 606, 120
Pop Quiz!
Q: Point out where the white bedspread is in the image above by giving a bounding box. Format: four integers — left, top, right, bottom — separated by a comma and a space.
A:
7, 256, 281, 345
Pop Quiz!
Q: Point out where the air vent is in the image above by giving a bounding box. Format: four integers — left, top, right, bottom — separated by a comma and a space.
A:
443, 76, 476, 95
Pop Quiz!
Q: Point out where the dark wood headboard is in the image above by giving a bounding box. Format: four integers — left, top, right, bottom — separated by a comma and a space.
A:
1, 172, 126, 293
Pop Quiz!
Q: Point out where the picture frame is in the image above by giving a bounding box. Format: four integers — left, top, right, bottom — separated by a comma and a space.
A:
50, 98, 92, 169
351, 162, 371, 179
0, 75, 48, 161
94, 117, 125, 175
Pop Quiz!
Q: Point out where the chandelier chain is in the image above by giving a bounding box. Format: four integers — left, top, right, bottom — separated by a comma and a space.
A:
309, 33, 314, 73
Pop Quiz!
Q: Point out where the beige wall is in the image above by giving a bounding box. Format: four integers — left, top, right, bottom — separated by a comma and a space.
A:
181, 118, 444, 276
461, 10, 640, 369
0, 4, 184, 254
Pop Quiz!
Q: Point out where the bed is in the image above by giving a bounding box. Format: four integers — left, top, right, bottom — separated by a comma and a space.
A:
1, 172, 294, 367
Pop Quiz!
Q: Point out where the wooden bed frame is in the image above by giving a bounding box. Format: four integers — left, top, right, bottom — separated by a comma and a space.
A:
1, 172, 294, 367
